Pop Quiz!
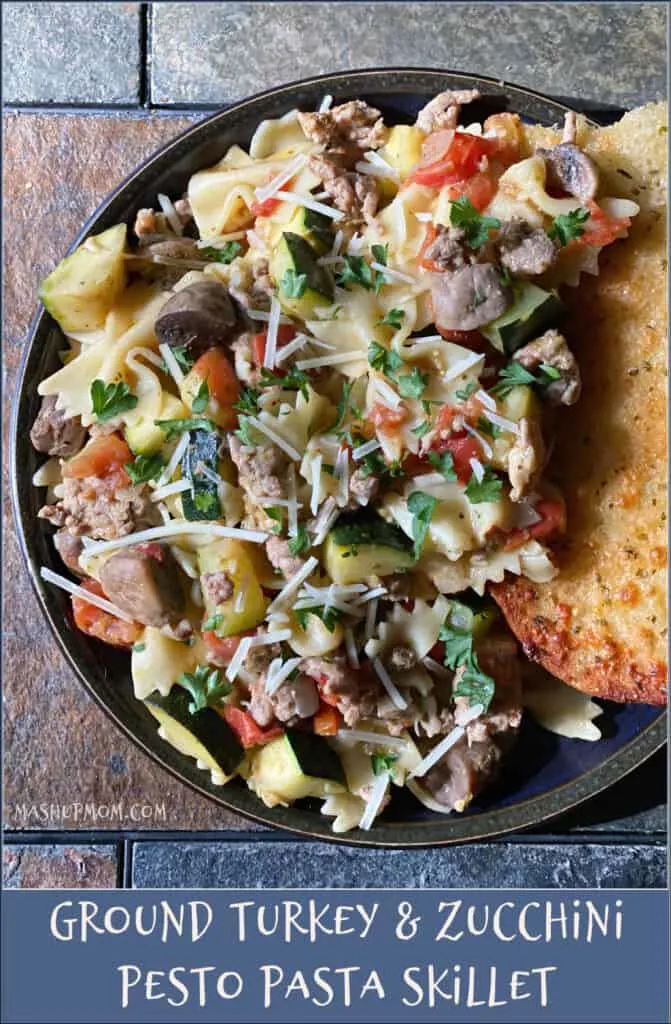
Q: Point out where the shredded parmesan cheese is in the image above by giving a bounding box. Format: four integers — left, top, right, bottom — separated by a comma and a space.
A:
454, 702, 485, 727
365, 598, 378, 642
263, 295, 282, 369
82, 522, 267, 559
287, 466, 299, 539
370, 261, 416, 285
483, 409, 521, 435
246, 308, 294, 325
318, 94, 333, 112
359, 771, 390, 831
464, 422, 493, 459
414, 211, 434, 222
352, 438, 380, 461
344, 628, 360, 668
156, 433, 190, 488
151, 478, 191, 502
267, 556, 319, 612
40, 567, 135, 622
468, 457, 485, 483
443, 351, 484, 382
410, 725, 466, 778
372, 658, 408, 710
266, 656, 303, 696
373, 376, 402, 408
295, 351, 361, 370
310, 453, 323, 515
246, 416, 301, 461
157, 193, 183, 236
254, 153, 307, 204
312, 498, 339, 546
274, 190, 345, 221
475, 388, 496, 411
336, 729, 407, 749
169, 545, 198, 578
158, 343, 185, 387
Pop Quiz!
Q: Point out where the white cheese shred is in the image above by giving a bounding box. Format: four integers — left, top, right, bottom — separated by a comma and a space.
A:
373, 377, 402, 408
169, 545, 198, 579
468, 457, 485, 483
318, 94, 333, 113
336, 729, 407, 749
246, 416, 301, 461
287, 466, 299, 539
311, 497, 339, 546
267, 556, 319, 612
157, 193, 183, 236
344, 627, 360, 669
82, 521, 267, 559
151, 478, 191, 502
254, 153, 307, 205
464, 422, 494, 459
359, 771, 390, 831
372, 658, 408, 710
444, 351, 484, 383
364, 598, 379, 642
370, 261, 416, 285
40, 567, 135, 622
352, 438, 381, 461
310, 453, 323, 515
410, 726, 467, 778
274, 190, 345, 221
266, 656, 303, 696
158, 342, 185, 387
156, 432, 190, 488
454, 702, 485, 728
263, 295, 282, 369
475, 388, 496, 411
484, 409, 521, 435
296, 351, 361, 370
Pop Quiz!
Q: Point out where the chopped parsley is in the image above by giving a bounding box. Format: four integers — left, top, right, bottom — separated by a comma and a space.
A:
234, 416, 258, 446
358, 451, 404, 479
328, 379, 362, 435
202, 612, 225, 633
411, 420, 431, 438
191, 378, 210, 414
449, 196, 501, 249
234, 387, 261, 414
376, 308, 405, 329
200, 241, 242, 264
490, 360, 562, 399
438, 600, 495, 711
540, 362, 561, 380
368, 341, 404, 376
124, 452, 165, 485
281, 268, 308, 299
371, 752, 398, 775
160, 344, 194, 375
464, 466, 503, 504
371, 243, 389, 265
547, 207, 589, 246
90, 379, 138, 422
259, 366, 310, 400
455, 379, 478, 402
407, 490, 438, 560
178, 665, 231, 714
427, 449, 457, 481
336, 254, 375, 290
295, 604, 342, 632
132, 642, 146, 653
265, 506, 284, 534
288, 527, 311, 556
156, 417, 217, 440
397, 366, 428, 399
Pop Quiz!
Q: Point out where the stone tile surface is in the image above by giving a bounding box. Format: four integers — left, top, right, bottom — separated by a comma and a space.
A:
3, 844, 119, 888
150, 2, 667, 108
132, 839, 666, 889
2, 2, 142, 105
2, 111, 260, 832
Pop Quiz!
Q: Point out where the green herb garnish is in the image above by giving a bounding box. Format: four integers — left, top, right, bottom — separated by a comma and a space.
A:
288, 527, 311, 556
371, 243, 389, 265
548, 207, 589, 246
449, 196, 501, 249
407, 490, 438, 560
295, 604, 342, 632
427, 450, 457, 481
376, 308, 405, 329
397, 367, 428, 399
464, 466, 503, 504
372, 752, 399, 775
203, 612, 225, 633
281, 268, 308, 299
200, 241, 242, 264
160, 344, 194, 375
178, 665, 231, 713
234, 388, 261, 414
265, 506, 284, 534
336, 254, 374, 290
368, 341, 404, 376
90, 380, 138, 422
455, 379, 478, 402
191, 379, 209, 414
259, 366, 310, 400
476, 415, 502, 439
156, 417, 217, 440
132, 642, 146, 653
411, 420, 431, 438
124, 453, 165, 485
438, 600, 495, 711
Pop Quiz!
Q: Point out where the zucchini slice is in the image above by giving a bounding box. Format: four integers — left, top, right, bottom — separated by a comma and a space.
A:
270, 231, 334, 319
146, 687, 244, 782
181, 428, 224, 521
481, 283, 563, 354
250, 729, 346, 806
325, 509, 414, 585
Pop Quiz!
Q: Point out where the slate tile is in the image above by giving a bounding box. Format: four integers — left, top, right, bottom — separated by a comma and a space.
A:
132, 839, 667, 889
2, 2, 142, 105
3, 111, 258, 832
150, 2, 667, 109
3, 844, 119, 888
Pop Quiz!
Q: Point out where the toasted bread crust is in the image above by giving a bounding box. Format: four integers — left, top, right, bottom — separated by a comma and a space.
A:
493, 103, 668, 706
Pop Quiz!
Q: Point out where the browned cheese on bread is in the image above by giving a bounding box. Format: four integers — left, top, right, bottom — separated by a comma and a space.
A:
491, 102, 668, 705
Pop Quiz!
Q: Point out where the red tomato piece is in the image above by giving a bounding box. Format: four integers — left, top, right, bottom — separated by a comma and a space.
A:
368, 402, 408, 431
577, 200, 631, 248
313, 702, 342, 736
189, 347, 240, 429
408, 132, 493, 189
222, 706, 283, 749
71, 579, 142, 648
249, 196, 282, 218
251, 325, 297, 368
445, 172, 497, 211
503, 497, 566, 550
433, 431, 481, 484
63, 434, 132, 482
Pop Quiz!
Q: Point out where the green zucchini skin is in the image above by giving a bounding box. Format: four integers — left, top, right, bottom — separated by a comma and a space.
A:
181, 428, 223, 521
147, 686, 244, 777
482, 284, 563, 354
331, 509, 413, 553
301, 208, 335, 251
280, 232, 334, 300
285, 729, 346, 785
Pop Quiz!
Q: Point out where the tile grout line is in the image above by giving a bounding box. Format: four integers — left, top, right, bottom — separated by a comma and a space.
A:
138, 2, 150, 108
123, 839, 134, 889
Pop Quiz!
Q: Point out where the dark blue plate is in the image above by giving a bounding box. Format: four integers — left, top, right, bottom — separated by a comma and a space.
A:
11, 69, 665, 846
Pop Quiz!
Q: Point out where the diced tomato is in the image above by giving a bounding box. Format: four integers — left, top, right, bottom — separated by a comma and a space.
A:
222, 705, 283, 749
434, 404, 460, 433
401, 452, 430, 476
577, 200, 631, 248
202, 629, 254, 667
63, 434, 132, 482
368, 402, 408, 432
407, 132, 493, 189
313, 702, 342, 736
251, 325, 297, 368
503, 497, 566, 550
249, 196, 282, 218
445, 172, 497, 212
188, 348, 240, 429
71, 579, 142, 648
433, 431, 481, 484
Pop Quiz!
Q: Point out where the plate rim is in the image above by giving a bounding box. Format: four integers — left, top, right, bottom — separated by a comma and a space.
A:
10, 66, 667, 848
